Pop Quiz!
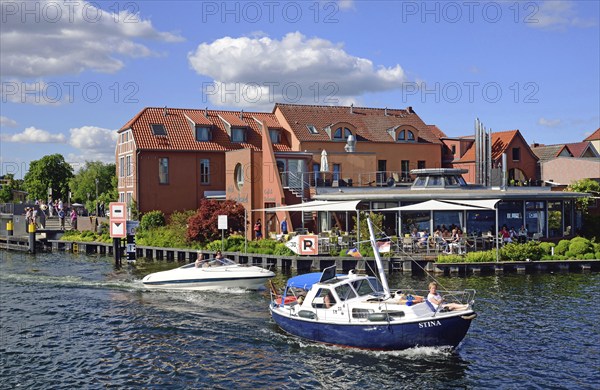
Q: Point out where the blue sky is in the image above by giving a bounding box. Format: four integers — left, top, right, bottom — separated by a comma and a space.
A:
1, 0, 599, 178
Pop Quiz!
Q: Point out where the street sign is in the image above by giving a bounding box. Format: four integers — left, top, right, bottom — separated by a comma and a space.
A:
109, 202, 127, 221
110, 221, 126, 238
285, 235, 319, 255
218, 215, 228, 230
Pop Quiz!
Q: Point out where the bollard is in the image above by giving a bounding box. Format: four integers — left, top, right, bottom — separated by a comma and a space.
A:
28, 222, 36, 253
6, 220, 13, 236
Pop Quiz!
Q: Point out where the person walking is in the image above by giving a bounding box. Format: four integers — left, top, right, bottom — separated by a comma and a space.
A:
281, 217, 288, 235
70, 209, 78, 230
254, 219, 262, 240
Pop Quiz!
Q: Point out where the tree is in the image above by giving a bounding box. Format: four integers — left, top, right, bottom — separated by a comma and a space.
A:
23, 154, 73, 201
69, 161, 117, 213
187, 200, 246, 244
566, 178, 600, 212
0, 174, 16, 202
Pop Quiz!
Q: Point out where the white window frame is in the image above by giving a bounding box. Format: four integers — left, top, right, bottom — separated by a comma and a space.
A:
200, 159, 210, 184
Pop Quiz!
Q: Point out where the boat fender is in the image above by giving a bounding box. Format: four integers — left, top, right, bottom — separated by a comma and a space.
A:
298, 310, 317, 320
368, 313, 389, 322
461, 313, 477, 320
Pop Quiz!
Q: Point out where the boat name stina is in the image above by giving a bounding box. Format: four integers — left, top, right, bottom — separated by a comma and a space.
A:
419, 320, 442, 328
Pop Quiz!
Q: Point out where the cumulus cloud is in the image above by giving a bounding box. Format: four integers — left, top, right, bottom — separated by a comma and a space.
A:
68, 125, 118, 163
538, 117, 562, 127
529, 1, 597, 29
188, 32, 407, 108
1, 0, 183, 78
1, 126, 66, 143
0, 116, 18, 127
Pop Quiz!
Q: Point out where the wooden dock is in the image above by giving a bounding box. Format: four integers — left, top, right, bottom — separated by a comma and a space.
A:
37, 239, 600, 275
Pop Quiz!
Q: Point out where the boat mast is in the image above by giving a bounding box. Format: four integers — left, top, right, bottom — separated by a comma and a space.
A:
366, 217, 391, 299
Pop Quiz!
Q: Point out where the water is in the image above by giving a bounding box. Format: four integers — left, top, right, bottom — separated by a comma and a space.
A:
1, 251, 599, 389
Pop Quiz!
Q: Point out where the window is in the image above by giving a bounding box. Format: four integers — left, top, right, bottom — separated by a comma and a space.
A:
195, 126, 211, 141
333, 164, 341, 181
398, 130, 415, 141
199, 159, 210, 184
159, 158, 169, 184
333, 127, 352, 140
306, 124, 318, 134
126, 155, 131, 176
418, 160, 426, 169
234, 163, 244, 190
150, 124, 167, 136
119, 192, 125, 202
269, 129, 281, 144
119, 157, 124, 177
401, 160, 410, 179
231, 128, 246, 143
451, 145, 456, 154
512, 147, 521, 161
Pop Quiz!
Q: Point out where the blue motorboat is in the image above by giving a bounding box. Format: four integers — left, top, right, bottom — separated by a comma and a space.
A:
269, 218, 477, 350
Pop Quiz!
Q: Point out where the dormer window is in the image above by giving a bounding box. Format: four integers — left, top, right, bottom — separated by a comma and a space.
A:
333, 127, 352, 141
195, 126, 212, 141
307, 124, 318, 134
398, 129, 415, 142
269, 129, 281, 144
150, 124, 167, 136
231, 127, 247, 143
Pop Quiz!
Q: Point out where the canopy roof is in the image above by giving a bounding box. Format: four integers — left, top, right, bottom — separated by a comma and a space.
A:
381, 199, 499, 211
254, 200, 361, 212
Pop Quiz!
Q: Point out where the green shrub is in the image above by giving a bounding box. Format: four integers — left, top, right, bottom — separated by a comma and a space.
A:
568, 238, 593, 256
436, 254, 464, 263
204, 240, 223, 252
595, 252, 600, 259
140, 210, 166, 231
583, 253, 595, 260
501, 242, 544, 261
539, 242, 555, 255
274, 243, 294, 256
555, 240, 571, 255
464, 250, 496, 262
565, 251, 574, 259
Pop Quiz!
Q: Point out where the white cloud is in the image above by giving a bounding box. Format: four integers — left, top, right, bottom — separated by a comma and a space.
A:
337, 0, 355, 11
1, 126, 66, 143
0, 116, 18, 127
68, 125, 118, 163
188, 32, 407, 108
1, 0, 183, 78
529, 1, 597, 30
538, 117, 562, 127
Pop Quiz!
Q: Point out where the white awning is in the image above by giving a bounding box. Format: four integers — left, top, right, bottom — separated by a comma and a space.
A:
381, 199, 497, 211
253, 200, 361, 212
442, 199, 500, 210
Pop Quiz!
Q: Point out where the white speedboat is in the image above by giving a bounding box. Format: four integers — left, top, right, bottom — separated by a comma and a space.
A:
269, 218, 477, 350
142, 257, 275, 291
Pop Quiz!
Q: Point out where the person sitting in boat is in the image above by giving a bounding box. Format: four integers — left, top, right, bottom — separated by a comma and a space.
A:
195, 251, 203, 267
427, 282, 468, 311
215, 251, 224, 260
324, 291, 336, 308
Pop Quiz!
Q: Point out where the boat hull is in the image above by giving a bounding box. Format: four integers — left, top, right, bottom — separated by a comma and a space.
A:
143, 275, 274, 290
270, 308, 475, 350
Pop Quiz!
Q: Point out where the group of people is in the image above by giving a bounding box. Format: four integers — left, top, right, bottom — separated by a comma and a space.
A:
498, 225, 528, 244
194, 250, 225, 268
24, 202, 77, 231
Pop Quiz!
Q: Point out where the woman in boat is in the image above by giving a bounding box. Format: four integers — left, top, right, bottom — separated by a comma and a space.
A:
427, 282, 468, 311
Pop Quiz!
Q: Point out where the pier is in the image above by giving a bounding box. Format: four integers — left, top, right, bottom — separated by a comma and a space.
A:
18, 239, 598, 275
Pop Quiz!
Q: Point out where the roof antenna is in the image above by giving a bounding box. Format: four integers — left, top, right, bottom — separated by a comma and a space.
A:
350, 103, 354, 114
384, 107, 388, 116
163, 106, 167, 116
240, 109, 244, 120
204, 107, 208, 118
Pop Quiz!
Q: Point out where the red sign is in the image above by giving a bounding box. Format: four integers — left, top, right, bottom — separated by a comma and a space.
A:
109, 202, 127, 238
298, 235, 319, 256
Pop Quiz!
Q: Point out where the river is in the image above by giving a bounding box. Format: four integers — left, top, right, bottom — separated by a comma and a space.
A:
1, 251, 598, 389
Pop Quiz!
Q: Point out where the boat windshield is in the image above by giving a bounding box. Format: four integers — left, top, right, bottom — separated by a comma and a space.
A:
351, 277, 384, 297
181, 257, 236, 269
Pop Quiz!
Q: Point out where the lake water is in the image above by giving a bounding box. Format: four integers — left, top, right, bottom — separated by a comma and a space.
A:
1, 251, 598, 389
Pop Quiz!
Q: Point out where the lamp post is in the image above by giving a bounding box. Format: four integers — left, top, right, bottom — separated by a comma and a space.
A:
95, 178, 99, 216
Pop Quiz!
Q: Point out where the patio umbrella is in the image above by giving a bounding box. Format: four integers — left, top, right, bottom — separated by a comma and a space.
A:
320, 149, 329, 173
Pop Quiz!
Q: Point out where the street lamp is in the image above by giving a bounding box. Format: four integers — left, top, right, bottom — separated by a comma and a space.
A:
95, 178, 99, 216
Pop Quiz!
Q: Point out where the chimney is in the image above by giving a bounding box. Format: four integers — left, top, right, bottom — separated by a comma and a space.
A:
407, 106, 414, 114
163, 106, 167, 116
204, 107, 208, 118
350, 104, 354, 114
384, 107, 388, 116
531, 142, 539, 148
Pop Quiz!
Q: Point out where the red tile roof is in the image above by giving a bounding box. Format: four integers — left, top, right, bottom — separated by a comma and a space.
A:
427, 125, 447, 139
274, 103, 443, 144
564, 141, 593, 158
458, 130, 537, 162
584, 128, 600, 141
120, 107, 291, 152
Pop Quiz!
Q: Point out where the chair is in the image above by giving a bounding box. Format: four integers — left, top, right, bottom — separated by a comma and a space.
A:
402, 237, 414, 252
531, 232, 542, 241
